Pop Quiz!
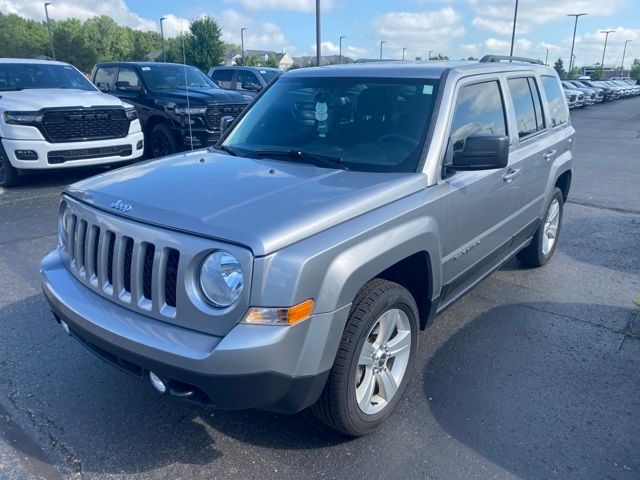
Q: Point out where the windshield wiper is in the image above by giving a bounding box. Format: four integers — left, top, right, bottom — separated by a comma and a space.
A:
209, 144, 240, 157
253, 149, 348, 170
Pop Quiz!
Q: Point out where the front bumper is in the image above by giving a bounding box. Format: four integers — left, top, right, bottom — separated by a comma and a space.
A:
173, 125, 222, 149
40, 248, 350, 413
2, 131, 144, 170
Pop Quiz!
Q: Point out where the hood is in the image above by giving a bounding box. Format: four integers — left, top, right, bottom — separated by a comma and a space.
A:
154, 87, 249, 105
65, 151, 427, 256
0, 88, 128, 111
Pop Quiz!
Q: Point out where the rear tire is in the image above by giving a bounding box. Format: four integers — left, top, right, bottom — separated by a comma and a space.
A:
517, 187, 564, 267
0, 148, 20, 188
312, 279, 418, 437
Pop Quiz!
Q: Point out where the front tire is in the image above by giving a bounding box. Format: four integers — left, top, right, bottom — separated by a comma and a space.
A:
312, 279, 418, 437
150, 123, 176, 158
517, 187, 564, 267
0, 148, 20, 188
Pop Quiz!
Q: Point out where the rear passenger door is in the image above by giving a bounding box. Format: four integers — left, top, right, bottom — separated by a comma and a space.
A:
211, 69, 235, 90
440, 78, 521, 305
505, 75, 556, 229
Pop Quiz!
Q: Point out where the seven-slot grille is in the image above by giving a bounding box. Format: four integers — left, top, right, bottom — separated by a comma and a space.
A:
41, 108, 131, 143
64, 212, 179, 316
205, 103, 246, 130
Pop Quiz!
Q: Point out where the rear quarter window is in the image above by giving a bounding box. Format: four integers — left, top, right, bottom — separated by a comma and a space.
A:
541, 75, 569, 128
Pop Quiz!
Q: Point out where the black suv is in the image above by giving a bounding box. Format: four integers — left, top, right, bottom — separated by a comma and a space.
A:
91, 62, 249, 157
208, 66, 281, 98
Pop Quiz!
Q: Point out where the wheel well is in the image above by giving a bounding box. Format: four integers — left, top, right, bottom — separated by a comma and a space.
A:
555, 170, 572, 202
376, 251, 433, 330
145, 115, 170, 134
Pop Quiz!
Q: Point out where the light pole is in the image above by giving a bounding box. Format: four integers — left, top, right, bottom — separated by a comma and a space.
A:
241, 27, 247, 66
567, 13, 587, 75
339, 35, 346, 64
379, 41, 386, 60
428, 50, 433, 60
159, 17, 167, 62
402, 47, 407, 61
545, 48, 549, 66
315, 0, 321, 66
509, 0, 519, 58
600, 30, 615, 77
44, 2, 55, 60
621, 39, 632, 76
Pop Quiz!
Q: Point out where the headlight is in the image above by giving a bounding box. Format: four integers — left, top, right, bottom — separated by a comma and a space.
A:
198, 251, 244, 307
125, 107, 138, 120
58, 201, 72, 248
4, 111, 43, 125
174, 106, 207, 115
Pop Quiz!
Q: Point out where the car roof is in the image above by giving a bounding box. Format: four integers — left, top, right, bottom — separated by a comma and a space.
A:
95, 61, 197, 68
0, 58, 70, 66
283, 60, 558, 80
210, 66, 280, 72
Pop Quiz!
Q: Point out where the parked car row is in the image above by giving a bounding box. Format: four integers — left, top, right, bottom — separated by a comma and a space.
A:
562, 78, 640, 109
0, 58, 251, 187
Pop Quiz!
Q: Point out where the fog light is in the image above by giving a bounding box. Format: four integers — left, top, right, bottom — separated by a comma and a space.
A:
149, 371, 167, 393
15, 149, 38, 160
136, 140, 143, 150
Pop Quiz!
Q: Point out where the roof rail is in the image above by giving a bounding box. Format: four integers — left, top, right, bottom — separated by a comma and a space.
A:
479, 55, 544, 65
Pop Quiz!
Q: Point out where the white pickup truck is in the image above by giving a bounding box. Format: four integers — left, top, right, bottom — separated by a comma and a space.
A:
0, 59, 144, 187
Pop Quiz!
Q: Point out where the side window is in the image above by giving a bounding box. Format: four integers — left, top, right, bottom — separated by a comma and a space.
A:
507, 77, 545, 138
449, 80, 507, 152
236, 71, 260, 91
94, 67, 117, 90
528, 78, 545, 131
212, 69, 234, 89
541, 75, 569, 128
116, 68, 140, 88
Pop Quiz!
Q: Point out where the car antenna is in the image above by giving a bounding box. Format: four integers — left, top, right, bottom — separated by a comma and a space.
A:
181, 20, 194, 151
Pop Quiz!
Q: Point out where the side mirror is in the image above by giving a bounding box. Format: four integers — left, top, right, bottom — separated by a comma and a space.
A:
220, 115, 235, 133
96, 81, 110, 93
450, 135, 509, 171
242, 82, 262, 92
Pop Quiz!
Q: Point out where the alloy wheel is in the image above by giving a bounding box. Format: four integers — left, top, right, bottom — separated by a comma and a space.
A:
542, 198, 560, 255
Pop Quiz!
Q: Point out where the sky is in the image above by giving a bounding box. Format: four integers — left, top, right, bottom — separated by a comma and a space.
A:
2, 0, 640, 68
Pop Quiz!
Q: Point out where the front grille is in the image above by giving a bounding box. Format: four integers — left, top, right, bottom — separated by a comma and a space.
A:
205, 103, 246, 130
65, 212, 180, 317
47, 144, 132, 164
41, 108, 131, 143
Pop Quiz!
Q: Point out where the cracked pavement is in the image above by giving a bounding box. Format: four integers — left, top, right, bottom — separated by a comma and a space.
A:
0, 97, 638, 479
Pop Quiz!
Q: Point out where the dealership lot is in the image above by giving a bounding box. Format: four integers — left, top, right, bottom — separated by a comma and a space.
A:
0, 97, 639, 479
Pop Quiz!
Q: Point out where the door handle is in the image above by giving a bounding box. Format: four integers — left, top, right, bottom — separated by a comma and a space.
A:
543, 150, 557, 162
502, 168, 521, 183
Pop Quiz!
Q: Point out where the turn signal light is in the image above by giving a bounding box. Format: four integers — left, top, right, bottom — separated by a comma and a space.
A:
242, 299, 314, 326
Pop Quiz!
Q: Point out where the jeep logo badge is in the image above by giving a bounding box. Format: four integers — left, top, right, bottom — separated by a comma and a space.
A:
110, 199, 132, 213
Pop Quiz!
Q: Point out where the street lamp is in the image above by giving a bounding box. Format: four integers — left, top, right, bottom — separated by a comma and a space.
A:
159, 17, 167, 62
402, 47, 407, 61
600, 30, 615, 77
545, 48, 549, 66
621, 39, 632, 76
509, 0, 519, 58
315, 0, 321, 66
567, 13, 587, 75
44, 2, 55, 60
241, 27, 247, 66
339, 35, 346, 64
428, 50, 433, 60
379, 41, 386, 60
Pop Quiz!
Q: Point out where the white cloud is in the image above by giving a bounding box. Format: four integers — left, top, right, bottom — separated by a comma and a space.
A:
231, 0, 338, 13
372, 7, 464, 57
0, 0, 156, 30
217, 9, 289, 52
469, 0, 621, 36
570, 27, 640, 67
306, 41, 367, 58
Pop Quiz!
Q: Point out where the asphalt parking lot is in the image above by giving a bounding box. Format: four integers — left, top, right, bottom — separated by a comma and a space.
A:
0, 97, 639, 480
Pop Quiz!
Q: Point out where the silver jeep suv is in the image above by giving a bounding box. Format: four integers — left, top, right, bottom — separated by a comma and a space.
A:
41, 56, 574, 436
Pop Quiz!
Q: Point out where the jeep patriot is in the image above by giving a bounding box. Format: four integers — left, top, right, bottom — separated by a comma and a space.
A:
41, 56, 574, 436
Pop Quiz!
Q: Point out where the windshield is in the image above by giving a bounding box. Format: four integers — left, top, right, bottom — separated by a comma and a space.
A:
258, 69, 280, 84
0, 63, 95, 91
223, 76, 440, 173
140, 65, 218, 90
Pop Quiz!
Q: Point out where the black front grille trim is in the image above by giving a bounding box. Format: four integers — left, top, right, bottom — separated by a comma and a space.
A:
47, 144, 132, 164
39, 107, 131, 143
205, 103, 246, 130
164, 249, 180, 308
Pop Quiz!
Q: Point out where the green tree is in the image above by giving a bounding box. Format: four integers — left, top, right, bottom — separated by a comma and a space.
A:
0, 13, 48, 58
553, 58, 566, 79
629, 60, 640, 81
591, 66, 603, 80
431, 53, 449, 60
185, 16, 224, 71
